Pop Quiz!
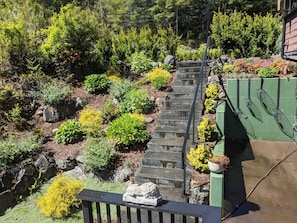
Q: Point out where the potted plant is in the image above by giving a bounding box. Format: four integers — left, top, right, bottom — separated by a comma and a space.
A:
208, 155, 230, 173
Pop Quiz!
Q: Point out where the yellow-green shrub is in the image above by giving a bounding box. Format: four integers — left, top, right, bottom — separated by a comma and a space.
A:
205, 84, 219, 99
204, 98, 216, 114
147, 68, 171, 90
37, 176, 84, 219
222, 64, 234, 73
79, 106, 103, 137
187, 144, 212, 172
79, 106, 103, 127
197, 117, 217, 142
108, 75, 122, 83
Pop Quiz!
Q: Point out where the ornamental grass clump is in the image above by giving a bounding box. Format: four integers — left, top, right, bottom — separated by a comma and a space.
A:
37, 175, 84, 219
187, 144, 213, 173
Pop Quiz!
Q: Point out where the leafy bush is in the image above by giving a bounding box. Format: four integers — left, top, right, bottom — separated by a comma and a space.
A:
187, 144, 213, 173
130, 52, 153, 74
109, 79, 135, 102
54, 120, 83, 144
84, 138, 115, 171
78, 107, 103, 137
197, 117, 218, 142
37, 175, 84, 219
106, 113, 149, 147
0, 133, 44, 166
84, 74, 110, 94
35, 82, 71, 105
101, 98, 119, 123
257, 67, 278, 78
120, 89, 151, 113
147, 68, 172, 90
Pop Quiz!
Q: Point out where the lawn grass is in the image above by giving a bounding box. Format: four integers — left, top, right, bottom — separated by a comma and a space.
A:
0, 176, 127, 223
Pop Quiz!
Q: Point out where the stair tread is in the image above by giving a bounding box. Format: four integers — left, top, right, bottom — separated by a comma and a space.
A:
143, 150, 181, 161
154, 125, 188, 132
148, 137, 192, 146
136, 166, 186, 181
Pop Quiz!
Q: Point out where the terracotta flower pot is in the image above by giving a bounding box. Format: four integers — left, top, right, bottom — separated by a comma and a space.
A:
208, 155, 230, 173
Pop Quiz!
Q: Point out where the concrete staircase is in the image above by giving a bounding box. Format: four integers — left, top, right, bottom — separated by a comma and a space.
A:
134, 61, 208, 201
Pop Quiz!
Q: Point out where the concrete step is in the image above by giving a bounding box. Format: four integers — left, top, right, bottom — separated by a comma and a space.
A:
177, 61, 202, 67
142, 151, 182, 168
178, 66, 201, 73
153, 125, 190, 138
161, 107, 202, 118
147, 137, 194, 152
174, 78, 197, 86
157, 116, 190, 128
176, 72, 200, 79
157, 109, 202, 128
134, 166, 191, 189
165, 98, 194, 107
172, 85, 195, 92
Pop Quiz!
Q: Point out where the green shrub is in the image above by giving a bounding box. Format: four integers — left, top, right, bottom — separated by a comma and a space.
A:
37, 175, 84, 219
109, 79, 135, 102
147, 68, 172, 90
120, 89, 151, 113
35, 82, 71, 105
257, 67, 279, 78
197, 117, 218, 142
84, 74, 110, 94
106, 113, 149, 147
0, 133, 44, 166
54, 120, 83, 144
101, 98, 119, 123
130, 52, 153, 74
187, 144, 213, 173
84, 138, 115, 171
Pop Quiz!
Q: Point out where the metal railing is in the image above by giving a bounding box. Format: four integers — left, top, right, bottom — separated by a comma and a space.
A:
77, 189, 221, 223
181, 36, 211, 195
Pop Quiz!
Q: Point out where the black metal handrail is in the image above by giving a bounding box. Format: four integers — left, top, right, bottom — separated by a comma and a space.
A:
182, 36, 211, 195
77, 189, 221, 223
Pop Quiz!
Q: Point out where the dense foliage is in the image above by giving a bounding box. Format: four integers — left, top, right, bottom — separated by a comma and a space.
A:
211, 11, 282, 58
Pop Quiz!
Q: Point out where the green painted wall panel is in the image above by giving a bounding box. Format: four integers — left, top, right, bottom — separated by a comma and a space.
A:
225, 77, 297, 141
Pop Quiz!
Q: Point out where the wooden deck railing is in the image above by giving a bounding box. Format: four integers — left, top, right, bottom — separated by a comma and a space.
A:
77, 189, 221, 223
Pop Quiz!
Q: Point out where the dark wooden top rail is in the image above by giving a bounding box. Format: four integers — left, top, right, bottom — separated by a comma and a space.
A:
77, 189, 221, 223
